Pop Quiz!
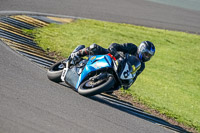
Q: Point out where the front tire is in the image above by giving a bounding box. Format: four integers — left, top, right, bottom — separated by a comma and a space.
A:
78, 75, 115, 96
47, 60, 65, 83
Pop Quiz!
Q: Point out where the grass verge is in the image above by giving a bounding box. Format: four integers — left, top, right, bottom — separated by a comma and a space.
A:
25, 19, 200, 132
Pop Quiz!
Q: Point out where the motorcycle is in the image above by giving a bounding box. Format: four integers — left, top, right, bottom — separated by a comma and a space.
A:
47, 49, 141, 96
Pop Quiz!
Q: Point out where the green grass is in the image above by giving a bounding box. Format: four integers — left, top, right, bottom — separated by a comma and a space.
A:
26, 19, 200, 131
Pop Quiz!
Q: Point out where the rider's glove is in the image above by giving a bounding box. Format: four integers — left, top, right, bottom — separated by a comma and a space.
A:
108, 47, 120, 59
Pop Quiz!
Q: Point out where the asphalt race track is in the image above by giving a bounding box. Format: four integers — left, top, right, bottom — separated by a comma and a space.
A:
0, 0, 200, 133
0, 41, 173, 133
1, 0, 200, 34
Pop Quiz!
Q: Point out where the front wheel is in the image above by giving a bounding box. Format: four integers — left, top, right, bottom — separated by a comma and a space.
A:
47, 59, 66, 83
78, 75, 115, 96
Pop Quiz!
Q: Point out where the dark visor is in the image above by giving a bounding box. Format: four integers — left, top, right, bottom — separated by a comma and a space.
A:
143, 52, 152, 59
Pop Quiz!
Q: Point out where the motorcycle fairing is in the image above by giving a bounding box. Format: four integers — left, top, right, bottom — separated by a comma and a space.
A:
65, 66, 79, 88
75, 55, 113, 90
120, 63, 135, 80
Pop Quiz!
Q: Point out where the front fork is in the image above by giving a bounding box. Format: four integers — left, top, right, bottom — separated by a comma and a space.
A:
61, 67, 68, 82
61, 59, 70, 82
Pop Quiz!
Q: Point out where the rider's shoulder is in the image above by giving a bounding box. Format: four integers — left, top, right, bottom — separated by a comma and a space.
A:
123, 43, 137, 46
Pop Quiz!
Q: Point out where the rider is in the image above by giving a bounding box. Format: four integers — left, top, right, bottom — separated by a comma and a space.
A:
70, 41, 155, 91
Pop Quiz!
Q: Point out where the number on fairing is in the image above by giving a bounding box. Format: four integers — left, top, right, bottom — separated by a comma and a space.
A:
120, 63, 133, 80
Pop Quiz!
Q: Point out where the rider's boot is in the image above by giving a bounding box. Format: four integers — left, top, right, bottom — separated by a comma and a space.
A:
71, 45, 85, 64
72, 45, 85, 53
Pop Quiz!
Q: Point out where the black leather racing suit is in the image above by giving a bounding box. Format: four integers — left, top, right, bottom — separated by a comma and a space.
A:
75, 43, 145, 89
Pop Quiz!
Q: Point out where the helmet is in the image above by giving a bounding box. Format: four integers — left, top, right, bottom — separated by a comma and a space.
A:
137, 41, 155, 62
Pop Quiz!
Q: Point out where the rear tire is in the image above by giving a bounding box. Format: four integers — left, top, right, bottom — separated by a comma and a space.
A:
47, 60, 65, 83
78, 75, 115, 96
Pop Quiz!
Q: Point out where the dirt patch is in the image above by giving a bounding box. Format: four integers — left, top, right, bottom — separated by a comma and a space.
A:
46, 50, 66, 61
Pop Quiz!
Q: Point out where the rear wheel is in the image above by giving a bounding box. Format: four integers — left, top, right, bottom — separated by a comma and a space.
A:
47, 60, 66, 83
78, 75, 115, 96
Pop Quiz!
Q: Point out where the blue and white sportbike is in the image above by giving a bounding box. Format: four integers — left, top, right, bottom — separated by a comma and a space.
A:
47, 50, 141, 96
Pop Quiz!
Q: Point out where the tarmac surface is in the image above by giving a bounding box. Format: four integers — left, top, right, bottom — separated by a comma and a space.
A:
0, 0, 200, 34
0, 41, 172, 133
0, 0, 199, 132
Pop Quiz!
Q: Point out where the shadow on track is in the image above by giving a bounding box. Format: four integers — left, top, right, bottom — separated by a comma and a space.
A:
59, 83, 189, 132
89, 95, 190, 133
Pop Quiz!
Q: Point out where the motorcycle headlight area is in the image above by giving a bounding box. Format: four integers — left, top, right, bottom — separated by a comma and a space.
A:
120, 63, 136, 80
119, 63, 138, 87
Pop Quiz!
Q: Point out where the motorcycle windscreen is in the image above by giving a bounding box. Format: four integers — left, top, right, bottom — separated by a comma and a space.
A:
75, 55, 113, 89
